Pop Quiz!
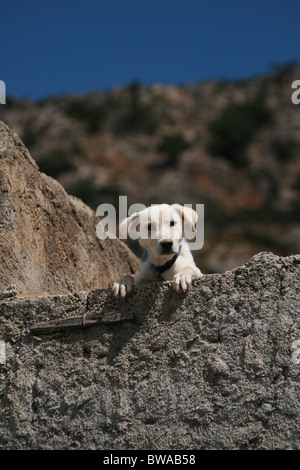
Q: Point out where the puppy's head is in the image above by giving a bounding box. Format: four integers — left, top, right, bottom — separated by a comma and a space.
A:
120, 204, 197, 261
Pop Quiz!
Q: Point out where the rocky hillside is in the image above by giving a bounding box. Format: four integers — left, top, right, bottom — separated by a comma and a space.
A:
0, 252, 299, 450
0, 63, 300, 273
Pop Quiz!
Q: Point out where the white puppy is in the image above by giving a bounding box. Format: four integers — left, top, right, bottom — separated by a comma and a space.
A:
112, 204, 202, 299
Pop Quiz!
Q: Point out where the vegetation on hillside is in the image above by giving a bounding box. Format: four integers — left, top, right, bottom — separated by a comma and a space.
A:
1, 63, 299, 273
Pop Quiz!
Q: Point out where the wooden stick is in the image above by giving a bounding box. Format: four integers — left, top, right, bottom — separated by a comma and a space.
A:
29, 311, 134, 335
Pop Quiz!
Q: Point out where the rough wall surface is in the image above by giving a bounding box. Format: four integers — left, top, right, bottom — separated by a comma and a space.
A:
0, 121, 139, 294
0, 251, 299, 450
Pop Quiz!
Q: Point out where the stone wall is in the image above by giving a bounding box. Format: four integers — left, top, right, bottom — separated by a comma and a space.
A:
0, 252, 299, 450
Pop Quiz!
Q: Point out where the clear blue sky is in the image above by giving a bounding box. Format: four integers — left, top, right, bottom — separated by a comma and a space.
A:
1, 0, 299, 99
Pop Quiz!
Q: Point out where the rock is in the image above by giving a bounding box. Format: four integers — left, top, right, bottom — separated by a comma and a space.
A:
0, 251, 299, 450
0, 122, 139, 294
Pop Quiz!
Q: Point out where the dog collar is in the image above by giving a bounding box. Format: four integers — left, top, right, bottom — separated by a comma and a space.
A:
141, 245, 182, 276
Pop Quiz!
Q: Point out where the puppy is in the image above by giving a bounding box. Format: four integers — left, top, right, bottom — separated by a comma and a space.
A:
112, 204, 202, 299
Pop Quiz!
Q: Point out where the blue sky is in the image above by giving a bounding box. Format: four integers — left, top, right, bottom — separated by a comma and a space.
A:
1, 0, 299, 99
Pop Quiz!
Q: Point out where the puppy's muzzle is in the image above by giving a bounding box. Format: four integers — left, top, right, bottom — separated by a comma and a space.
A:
160, 239, 174, 254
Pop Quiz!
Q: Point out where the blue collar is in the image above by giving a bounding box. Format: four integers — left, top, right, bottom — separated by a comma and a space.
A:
141, 245, 182, 276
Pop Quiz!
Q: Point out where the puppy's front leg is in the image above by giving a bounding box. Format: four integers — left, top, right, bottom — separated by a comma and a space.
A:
173, 266, 202, 294
112, 274, 135, 299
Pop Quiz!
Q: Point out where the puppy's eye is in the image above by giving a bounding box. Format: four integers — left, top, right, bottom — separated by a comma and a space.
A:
147, 223, 152, 231
170, 220, 176, 227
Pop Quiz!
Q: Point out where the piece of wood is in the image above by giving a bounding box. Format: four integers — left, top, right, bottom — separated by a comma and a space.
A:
16, 292, 49, 299
29, 311, 134, 335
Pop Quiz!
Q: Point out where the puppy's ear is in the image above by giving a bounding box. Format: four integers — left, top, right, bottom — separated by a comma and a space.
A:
119, 212, 140, 239
172, 204, 197, 232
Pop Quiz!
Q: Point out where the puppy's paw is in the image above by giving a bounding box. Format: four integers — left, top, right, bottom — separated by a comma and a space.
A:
173, 268, 202, 294
173, 272, 192, 294
112, 274, 134, 299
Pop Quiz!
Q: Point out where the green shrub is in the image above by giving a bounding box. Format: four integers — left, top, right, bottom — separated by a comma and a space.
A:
65, 97, 110, 133
115, 81, 158, 135
271, 138, 299, 162
291, 174, 300, 217
116, 104, 158, 135
157, 133, 191, 167
66, 178, 119, 210
37, 148, 76, 178
22, 126, 44, 149
270, 60, 298, 84
21, 120, 50, 149
208, 100, 273, 167
293, 173, 300, 192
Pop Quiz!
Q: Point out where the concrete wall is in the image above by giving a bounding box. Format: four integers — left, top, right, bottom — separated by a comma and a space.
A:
0, 252, 299, 450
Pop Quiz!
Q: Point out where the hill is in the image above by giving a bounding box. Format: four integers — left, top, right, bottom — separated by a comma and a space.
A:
1, 63, 300, 273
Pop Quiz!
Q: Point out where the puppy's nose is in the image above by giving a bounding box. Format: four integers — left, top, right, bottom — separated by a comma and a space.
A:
160, 239, 173, 251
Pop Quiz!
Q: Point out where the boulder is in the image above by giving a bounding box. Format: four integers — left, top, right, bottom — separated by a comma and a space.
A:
0, 122, 139, 294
